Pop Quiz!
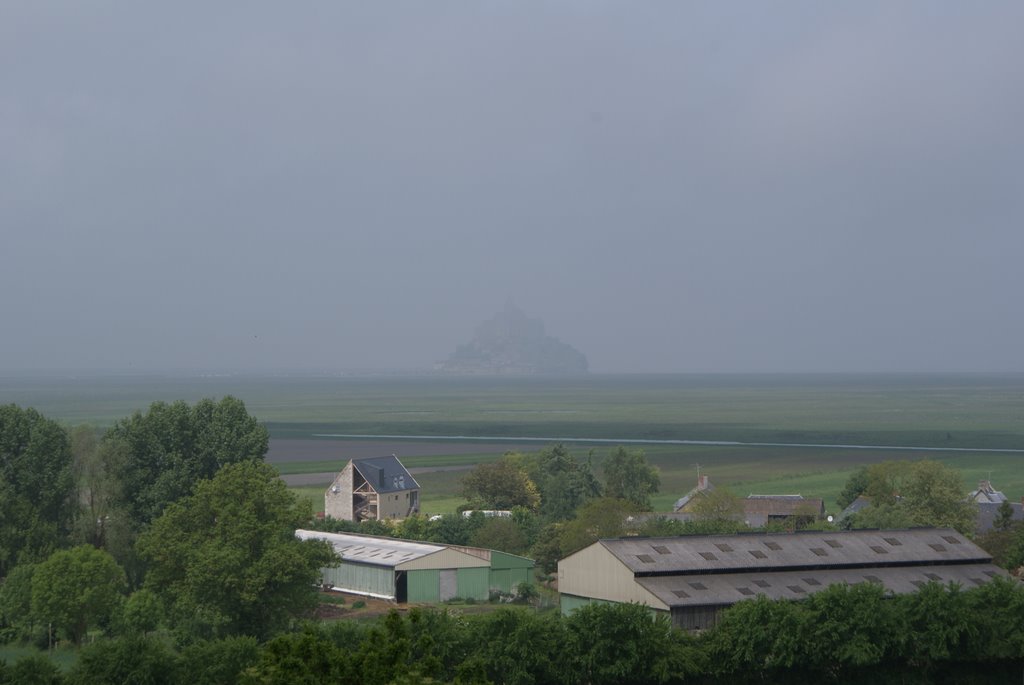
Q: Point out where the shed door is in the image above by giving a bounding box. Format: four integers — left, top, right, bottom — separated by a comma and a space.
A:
439, 569, 457, 601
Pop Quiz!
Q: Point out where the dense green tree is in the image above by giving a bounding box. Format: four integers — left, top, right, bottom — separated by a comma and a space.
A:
104, 397, 269, 527
844, 461, 976, 534
636, 515, 749, 537
239, 628, 348, 685
0, 654, 64, 685
706, 595, 810, 676
30, 546, 126, 645
900, 461, 976, 534
1004, 525, 1024, 571
962, 576, 1024, 662
351, 610, 414, 684
67, 635, 177, 685
836, 466, 869, 510
558, 498, 637, 556
894, 582, 974, 667
0, 563, 36, 640
529, 522, 565, 575
688, 487, 745, 530
469, 517, 530, 556
602, 447, 660, 510
460, 457, 541, 511
0, 405, 75, 574
994, 500, 1015, 532
468, 608, 568, 685
842, 502, 917, 531
800, 582, 902, 673
119, 589, 163, 635
137, 461, 336, 640
68, 426, 126, 553
566, 602, 700, 685
176, 636, 261, 685
528, 444, 601, 521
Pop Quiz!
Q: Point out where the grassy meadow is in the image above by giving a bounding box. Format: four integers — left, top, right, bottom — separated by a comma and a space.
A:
2, 373, 1023, 516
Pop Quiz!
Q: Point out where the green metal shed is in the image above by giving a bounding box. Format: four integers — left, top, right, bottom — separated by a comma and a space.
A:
296, 530, 492, 602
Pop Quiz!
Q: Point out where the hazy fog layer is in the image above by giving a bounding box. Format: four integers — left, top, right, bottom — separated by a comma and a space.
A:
2, 3, 1022, 373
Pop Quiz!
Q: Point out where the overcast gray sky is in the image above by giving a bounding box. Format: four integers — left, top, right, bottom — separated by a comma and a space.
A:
2, 2, 1022, 373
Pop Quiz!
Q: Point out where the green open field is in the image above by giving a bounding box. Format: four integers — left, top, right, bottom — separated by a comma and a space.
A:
3, 373, 1022, 516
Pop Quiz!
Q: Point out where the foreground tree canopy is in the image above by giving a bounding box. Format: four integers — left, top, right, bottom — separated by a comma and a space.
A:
104, 396, 269, 526
7, 580, 1024, 685
137, 461, 336, 640
0, 405, 75, 575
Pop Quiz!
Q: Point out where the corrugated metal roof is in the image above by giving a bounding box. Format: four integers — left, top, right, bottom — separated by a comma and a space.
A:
601, 528, 989, 574
296, 530, 442, 567
638, 563, 1010, 607
352, 456, 421, 494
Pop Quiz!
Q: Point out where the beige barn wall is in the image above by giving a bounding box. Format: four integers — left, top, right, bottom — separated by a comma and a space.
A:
558, 543, 668, 610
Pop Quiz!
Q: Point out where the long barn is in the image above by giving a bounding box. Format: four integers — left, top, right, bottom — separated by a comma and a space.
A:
558, 528, 1010, 630
297, 530, 534, 602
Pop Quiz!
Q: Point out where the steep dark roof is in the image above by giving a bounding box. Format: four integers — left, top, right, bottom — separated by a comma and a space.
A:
838, 495, 873, 520
352, 456, 420, 494
976, 501, 1024, 533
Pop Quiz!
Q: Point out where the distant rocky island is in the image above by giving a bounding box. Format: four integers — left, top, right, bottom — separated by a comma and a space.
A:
436, 303, 588, 375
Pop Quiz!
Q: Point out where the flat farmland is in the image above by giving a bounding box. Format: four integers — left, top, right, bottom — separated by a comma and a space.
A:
3, 373, 1023, 515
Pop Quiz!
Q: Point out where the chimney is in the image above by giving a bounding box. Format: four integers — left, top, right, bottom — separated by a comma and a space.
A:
979, 480, 992, 492
698, 475, 708, 490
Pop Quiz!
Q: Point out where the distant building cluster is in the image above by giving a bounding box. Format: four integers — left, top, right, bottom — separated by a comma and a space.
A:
312, 456, 1018, 630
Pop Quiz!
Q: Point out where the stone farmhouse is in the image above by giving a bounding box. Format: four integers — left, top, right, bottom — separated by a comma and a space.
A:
325, 455, 420, 522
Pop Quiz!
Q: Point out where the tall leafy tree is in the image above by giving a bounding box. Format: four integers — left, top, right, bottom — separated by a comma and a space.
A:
0, 405, 75, 574
846, 460, 976, 535
137, 461, 336, 640
104, 396, 269, 527
566, 602, 700, 685
460, 457, 540, 511
836, 466, 869, 510
602, 446, 660, 510
529, 444, 601, 521
31, 545, 126, 645
558, 498, 638, 556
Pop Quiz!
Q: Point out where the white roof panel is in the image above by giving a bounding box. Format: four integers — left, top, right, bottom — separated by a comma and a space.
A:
296, 530, 444, 568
